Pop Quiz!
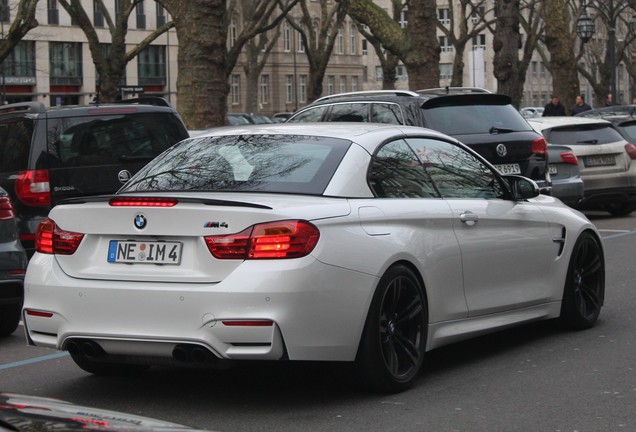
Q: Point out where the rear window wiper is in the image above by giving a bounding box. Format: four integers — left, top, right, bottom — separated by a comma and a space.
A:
576, 139, 598, 144
489, 126, 515, 134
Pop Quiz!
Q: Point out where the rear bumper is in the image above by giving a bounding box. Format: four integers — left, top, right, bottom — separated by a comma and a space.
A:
23, 253, 377, 363
577, 186, 636, 209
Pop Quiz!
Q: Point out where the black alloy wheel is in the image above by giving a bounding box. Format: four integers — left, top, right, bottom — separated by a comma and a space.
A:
560, 231, 605, 329
357, 265, 427, 393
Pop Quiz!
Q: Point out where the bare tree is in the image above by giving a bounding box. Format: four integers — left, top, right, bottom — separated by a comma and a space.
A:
59, 0, 174, 103
339, 0, 440, 90
0, 0, 38, 63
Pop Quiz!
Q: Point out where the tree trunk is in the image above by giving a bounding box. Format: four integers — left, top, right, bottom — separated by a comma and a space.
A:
161, 0, 228, 129
543, 0, 579, 114
404, 0, 439, 90
493, 0, 522, 107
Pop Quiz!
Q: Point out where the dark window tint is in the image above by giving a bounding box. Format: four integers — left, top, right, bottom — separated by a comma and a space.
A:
326, 103, 369, 122
422, 103, 531, 135
287, 106, 328, 122
547, 124, 623, 145
121, 135, 351, 195
369, 139, 439, 198
372, 103, 403, 124
45, 113, 186, 168
0, 118, 34, 171
615, 122, 636, 142
406, 137, 504, 199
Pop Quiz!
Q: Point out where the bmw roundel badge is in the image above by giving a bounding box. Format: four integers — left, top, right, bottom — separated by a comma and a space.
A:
134, 214, 147, 229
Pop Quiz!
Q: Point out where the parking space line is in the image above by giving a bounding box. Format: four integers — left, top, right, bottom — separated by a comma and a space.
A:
0, 352, 69, 371
599, 229, 636, 239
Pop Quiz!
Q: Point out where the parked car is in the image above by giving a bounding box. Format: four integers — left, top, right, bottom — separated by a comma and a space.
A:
528, 116, 636, 216
520, 107, 545, 118
545, 144, 584, 208
286, 88, 550, 190
575, 105, 636, 143
272, 112, 294, 122
0, 392, 210, 431
0, 187, 27, 337
23, 123, 604, 393
0, 98, 189, 256
227, 112, 274, 125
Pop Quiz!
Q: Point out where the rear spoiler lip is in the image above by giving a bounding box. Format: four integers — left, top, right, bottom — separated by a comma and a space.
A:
57, 194, 273, 210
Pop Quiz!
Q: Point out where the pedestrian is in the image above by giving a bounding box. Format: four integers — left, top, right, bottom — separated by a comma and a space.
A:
571, 94, 592, 115
605, 93, 614, 106
543, 94, 566, 116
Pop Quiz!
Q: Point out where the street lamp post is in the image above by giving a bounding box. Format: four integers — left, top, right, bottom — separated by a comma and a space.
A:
577, 0, 636, 105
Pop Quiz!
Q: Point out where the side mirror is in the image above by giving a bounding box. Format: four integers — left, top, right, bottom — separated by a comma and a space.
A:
504, 175, 540, 200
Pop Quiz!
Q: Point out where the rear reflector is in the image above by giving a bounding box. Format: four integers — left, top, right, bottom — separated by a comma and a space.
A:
35, 218, 84, 255
109, 197, 178, 207
15, 170, 51, 207
8, 269, 26, 276
222, 320, 274, 327
26, 309, 54, 318
205, 220, 320, 260
625, 143, 636, 160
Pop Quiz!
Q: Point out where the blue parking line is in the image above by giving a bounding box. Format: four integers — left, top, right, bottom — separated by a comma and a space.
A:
0, 352, 69, 371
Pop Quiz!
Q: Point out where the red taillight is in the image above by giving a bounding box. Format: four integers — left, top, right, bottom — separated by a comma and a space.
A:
205, 220, 320, 260
625, 143, 636, 160
532, 137, 548, 155
0, 196, 15, 220
15, 170, 51, 207
109, 197, 178, 207
35, 218, 84, 255
560, 151, 579, 165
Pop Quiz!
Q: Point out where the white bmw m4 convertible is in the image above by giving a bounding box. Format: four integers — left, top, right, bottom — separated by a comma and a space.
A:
23, 123, 605, 392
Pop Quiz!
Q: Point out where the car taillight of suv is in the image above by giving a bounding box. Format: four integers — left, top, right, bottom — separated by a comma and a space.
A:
15, 170, 51, 207
0, 195, 16, 220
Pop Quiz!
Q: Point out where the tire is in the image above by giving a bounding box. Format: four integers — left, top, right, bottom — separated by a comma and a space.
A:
356, 265, 427, 393
560, 231, 605, 329
0, 303, 22, 337
606, 202, 633, 217
69, 350, 150, 376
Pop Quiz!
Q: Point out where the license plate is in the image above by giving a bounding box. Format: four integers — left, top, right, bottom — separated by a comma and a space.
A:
584, 155, 615, 167
107, 240, 182, 265
549, 164, 558, 175
494, 163, 521, 174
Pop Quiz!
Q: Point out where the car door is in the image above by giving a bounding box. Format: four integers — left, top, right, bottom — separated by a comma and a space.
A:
405, 137, 557, 317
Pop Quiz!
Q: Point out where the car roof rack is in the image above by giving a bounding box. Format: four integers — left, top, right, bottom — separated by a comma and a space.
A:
314, 90, 420, 103
416, 87, 491, 95
113, 96, 173, 107
0, 101, 47, 116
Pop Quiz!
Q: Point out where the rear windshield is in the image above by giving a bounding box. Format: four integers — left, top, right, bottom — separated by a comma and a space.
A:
120, 134, 351, 195
422, 103, 532, 135
0, 118, 34, 172
547, 124, 624, 145
45, 113, 187, 168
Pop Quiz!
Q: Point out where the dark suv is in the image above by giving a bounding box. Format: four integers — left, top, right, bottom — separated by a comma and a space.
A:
0, 98, 189, 255
287, 88, 549, 189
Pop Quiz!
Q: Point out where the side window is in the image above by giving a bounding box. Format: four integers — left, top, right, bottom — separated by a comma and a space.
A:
287, 106, 327, 123
326, 103, 369, 122
371, 103, 403, 124
406, 138, 504, 199
0, 119, 34, 172
369, 139, 439, 198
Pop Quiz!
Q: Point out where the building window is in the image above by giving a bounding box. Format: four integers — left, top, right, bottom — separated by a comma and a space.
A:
439, 36, 452, 53
362, 40, 368, 55
531, 61, 537, 77
1, 41, 36, 78
136, 1, 146, 29
472, 6, 485, 24
440, 63, 453, 80
540, 62, 546, 77
339, 76, 346, 93
260, 75, 269, 105
349, 22, 356, 55
156, 3, 166, 26
115, 0, 120, 16
351, 76, 358, 92
473, 34, 486, 49
375, 66, 382, 81
396, 65, 408, 81
49, 42, 83, 85
299, 75, 307, 103
229, 17, 238, 47
298, 31, 304, 53
399, 9, 408, 28
327, 75, 335, 95
0, 0, 9, 23
438, 8, 450, 25
48, 0, 59, 25
138, 45, 166, 85
284, 21, 291, 52
93, 0, 104, 27
285, 75, 293, 104
337, 27, 344, 54
231, 74, 240, 105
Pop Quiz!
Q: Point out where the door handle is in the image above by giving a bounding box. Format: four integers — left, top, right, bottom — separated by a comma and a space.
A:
460, 211, 479, 225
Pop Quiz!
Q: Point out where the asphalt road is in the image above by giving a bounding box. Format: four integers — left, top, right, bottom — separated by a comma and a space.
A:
1, 211, 635, 432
